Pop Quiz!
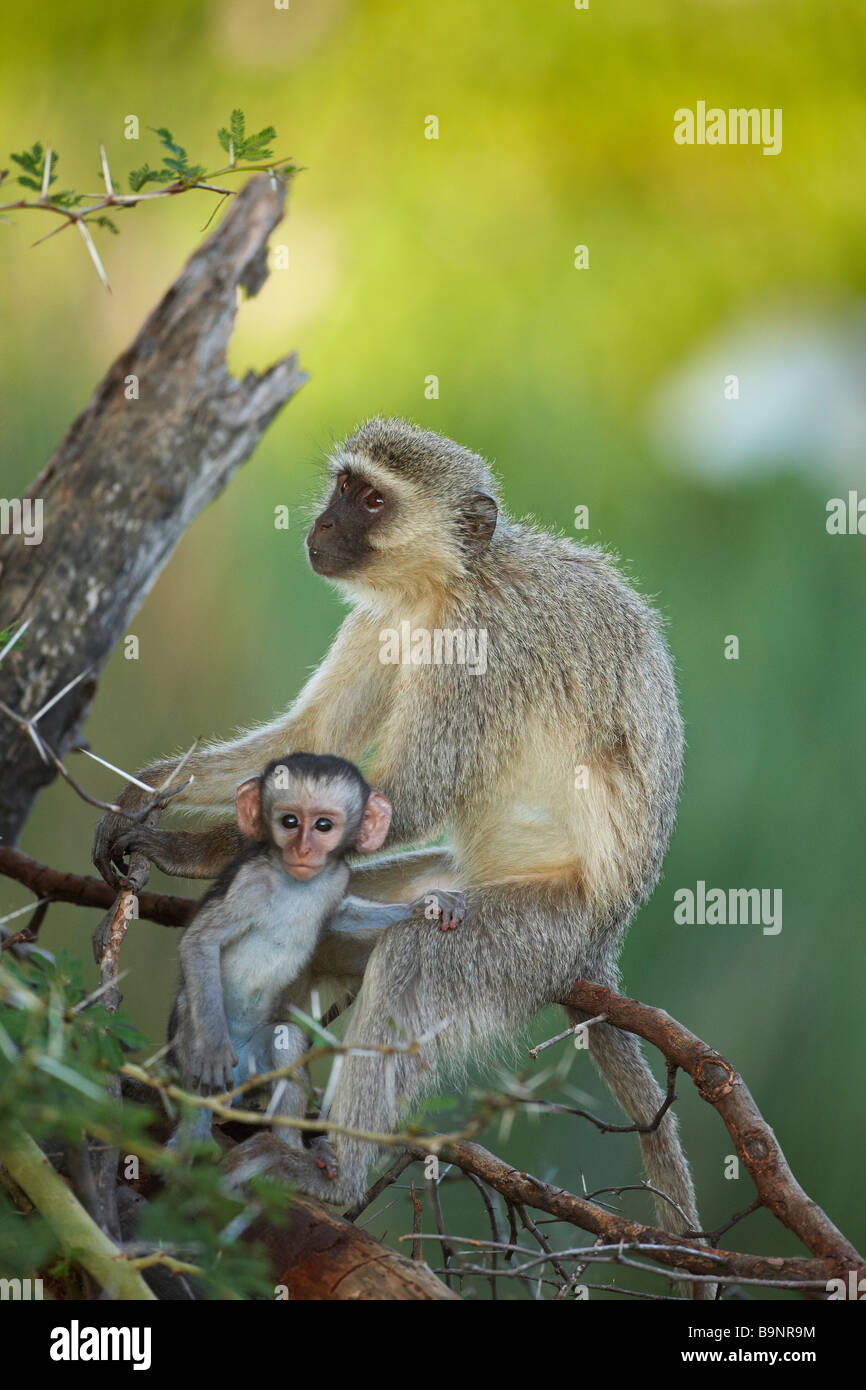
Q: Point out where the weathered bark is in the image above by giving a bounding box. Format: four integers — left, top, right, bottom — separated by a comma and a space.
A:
247, 1195, 461, 1301
0, 173, 306, 843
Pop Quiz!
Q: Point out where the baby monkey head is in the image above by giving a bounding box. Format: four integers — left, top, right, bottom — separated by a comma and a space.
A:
235, 752, 392, 880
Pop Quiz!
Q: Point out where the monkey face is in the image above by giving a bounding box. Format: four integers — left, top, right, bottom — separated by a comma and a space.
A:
306, 471, 390, 577
269, 800, 349, 879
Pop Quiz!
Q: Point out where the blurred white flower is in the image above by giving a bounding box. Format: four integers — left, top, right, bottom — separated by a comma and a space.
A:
648, 299, 866, 485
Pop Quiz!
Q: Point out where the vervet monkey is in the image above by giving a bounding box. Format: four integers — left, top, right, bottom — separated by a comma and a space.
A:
168, 752, 464, 1151
94, 418, 707, 1293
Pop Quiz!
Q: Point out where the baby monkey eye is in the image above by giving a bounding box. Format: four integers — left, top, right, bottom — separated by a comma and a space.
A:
314, 817, 334, 832
338, 474, 350, 494
281, 814, 299, 829
363, 489, 384, 512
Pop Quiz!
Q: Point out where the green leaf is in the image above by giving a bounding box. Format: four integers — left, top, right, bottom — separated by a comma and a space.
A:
150, 126, 188, 162
240, 125, 276, 160
217, 111, 276, 163
128, 163, 175, 192
10, 143, 63, 194
87, 215, 119, 235
10, 142, 44, 176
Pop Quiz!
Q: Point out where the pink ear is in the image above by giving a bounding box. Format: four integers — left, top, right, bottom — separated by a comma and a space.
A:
355, 791, 392, 853
236, 777, 263, 841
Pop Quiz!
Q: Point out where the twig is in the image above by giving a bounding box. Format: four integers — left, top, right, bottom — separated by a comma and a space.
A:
1, 899, 51, 953
529, 1013, 606, 1058
517, 1203, 571, 1284
0, 693, 194, 817
344, 1152, 415, 1223
466, 1173, 502, 1300
122, 1061, 476, 1155
499, 1060, 678, 1135
427, 1166, 458, 1290
410, 1182, 424, 1261
702, 1197, 763, 1246
581, 1179, 693, 1230
0, 156, 297, 287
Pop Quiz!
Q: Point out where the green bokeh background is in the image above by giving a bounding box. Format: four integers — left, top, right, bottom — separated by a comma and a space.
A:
2, 0, 864, 1295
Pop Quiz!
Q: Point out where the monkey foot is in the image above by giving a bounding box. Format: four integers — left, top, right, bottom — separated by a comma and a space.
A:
308, 1135, 338, 1180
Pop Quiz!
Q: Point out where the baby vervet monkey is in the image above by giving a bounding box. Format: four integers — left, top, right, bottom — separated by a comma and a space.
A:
169, 751, 464, 1152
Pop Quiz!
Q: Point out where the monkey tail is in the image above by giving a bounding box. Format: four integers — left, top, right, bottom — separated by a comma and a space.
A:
567, 1006, 717, 1300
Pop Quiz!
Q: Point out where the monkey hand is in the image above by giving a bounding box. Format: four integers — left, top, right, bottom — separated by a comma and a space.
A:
92, 758, 181, 886
106, 825, 175, 882
186, 1032, 238, 1092
411, 889, 466, 932
92, 800, 146, 888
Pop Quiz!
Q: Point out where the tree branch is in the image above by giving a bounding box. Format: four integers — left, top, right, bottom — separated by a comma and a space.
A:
0, 847, 195, 928
422, 1140, 839, 1290
562, 980, 865, 1280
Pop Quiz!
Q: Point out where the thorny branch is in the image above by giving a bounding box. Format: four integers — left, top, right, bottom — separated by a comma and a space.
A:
0, 132, 297, 289
0, 635, 197, 822
0, 757, 861, 1296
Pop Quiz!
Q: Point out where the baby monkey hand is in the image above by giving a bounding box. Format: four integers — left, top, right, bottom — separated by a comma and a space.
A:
412, 890, 466, 932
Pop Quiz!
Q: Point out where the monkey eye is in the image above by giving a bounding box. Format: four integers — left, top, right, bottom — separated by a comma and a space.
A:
338, 474, 350, 494
281, 814, 299, 829
314, 817, 334, 832
362, 488, 385, 512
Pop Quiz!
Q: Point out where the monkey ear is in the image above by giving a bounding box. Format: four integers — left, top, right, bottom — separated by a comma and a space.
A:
460, 493, 498, 552
235, 777, 264, 841
355, 792, 392, 854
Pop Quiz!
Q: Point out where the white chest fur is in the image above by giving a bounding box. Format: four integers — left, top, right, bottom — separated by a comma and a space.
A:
219, 856, 349, 1038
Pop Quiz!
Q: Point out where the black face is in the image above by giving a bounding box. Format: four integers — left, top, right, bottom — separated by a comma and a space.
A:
306, 472, 390, 577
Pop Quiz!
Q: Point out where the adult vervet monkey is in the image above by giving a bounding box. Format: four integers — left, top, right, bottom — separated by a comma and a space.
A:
95, 418, 707, 1293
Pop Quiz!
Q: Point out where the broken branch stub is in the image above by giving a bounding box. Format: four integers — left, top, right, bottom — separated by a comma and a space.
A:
0, 174, 306, 841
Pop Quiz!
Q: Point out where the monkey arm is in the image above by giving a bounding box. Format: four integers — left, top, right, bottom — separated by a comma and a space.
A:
311, 896, 415, 983
107, 823, 246, 880
312, 884, 465, 984
93, 610, 392, 885
176, 908, 242, 1090
345, 847, 458, 901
